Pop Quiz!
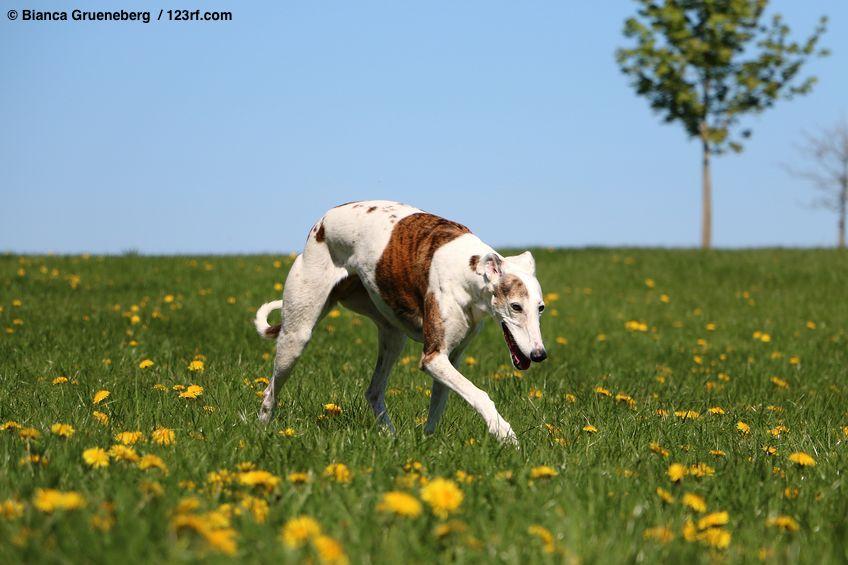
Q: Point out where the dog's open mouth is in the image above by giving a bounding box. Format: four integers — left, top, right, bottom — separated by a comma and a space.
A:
501, 323, 531, 370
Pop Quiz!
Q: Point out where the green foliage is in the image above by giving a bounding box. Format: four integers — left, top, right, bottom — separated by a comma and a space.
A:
2, 251, 848, 562
616, 0, 828, 154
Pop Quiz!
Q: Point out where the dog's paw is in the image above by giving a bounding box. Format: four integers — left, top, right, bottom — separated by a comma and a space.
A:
489, 420, 519, 446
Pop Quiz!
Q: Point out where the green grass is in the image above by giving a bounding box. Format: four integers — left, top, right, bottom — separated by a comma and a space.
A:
1, 249, 847, 563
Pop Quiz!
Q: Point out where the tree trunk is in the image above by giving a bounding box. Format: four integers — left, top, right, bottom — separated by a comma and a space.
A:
701, 138, 712, 249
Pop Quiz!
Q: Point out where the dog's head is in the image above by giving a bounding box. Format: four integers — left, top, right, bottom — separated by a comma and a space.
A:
478, 252, 547, 370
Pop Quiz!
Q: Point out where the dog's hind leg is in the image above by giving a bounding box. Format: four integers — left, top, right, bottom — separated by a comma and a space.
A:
365, 326, 406, 433
258, 248, 347, 424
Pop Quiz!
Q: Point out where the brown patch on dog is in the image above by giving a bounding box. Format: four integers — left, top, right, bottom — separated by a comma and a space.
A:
367, 206, 377, 213
375, 213, 471, 332
493, 274, 529, 307
469, 255, 480, 272
421, 291, 444, 367
315, 222, 326, 242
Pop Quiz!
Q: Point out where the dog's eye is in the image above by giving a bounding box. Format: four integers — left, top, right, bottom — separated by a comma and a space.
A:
510, 303, 523, 313
538, 304, 545, 313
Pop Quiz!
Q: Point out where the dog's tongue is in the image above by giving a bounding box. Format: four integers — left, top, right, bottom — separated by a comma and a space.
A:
502, 323, 531, 370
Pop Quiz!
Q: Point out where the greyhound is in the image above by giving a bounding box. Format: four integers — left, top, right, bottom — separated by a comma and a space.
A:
254, 200, 547, 444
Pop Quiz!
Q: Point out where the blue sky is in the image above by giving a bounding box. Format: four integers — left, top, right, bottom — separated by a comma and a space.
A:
2, 1, 846, 253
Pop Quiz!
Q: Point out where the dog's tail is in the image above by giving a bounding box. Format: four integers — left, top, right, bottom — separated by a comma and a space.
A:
254, 300, 283, 340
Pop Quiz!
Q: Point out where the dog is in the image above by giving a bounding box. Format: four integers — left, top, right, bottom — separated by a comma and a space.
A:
254, 200, 547, 444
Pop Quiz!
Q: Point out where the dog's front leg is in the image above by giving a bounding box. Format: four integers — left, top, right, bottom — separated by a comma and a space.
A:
421, 353, 518, 445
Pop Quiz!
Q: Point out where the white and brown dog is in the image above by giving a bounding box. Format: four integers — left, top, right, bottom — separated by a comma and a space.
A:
254, 200, 547, 444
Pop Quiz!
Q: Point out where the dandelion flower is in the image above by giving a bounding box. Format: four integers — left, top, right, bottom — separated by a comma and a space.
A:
643, 526, 674, 543
188, 360, 205, 372
238, 470, 281, 490
420, 477, 463, 519
682, 493, 707, 513
50, 423, 75, 439
179, 384, 204, 399
83, 447, 110, 468
667, 463, 687, 482
788, 452, 816, 467
152, 427, 176, 446
287, 472, 310, 484
528, 524, 557, 553
33, 489, 85, 513
139, 359, 154, 369
766, 515, 799, 532
138, 454, 168, 474
736, 421, 750, 434
109, 444, 140, 463
92, 411, 109, 425
313, 535, 348, 565
697, 511, 729, 530
0, 499, 24, 519
377, 491, 422, 518
281, 515, 321, 548
529, 465, 558, 480
323, 463, 352, 484
52, 376, 69, 385
656, 487, 675, 504
323, 403, 342, 415
115, 431, 144, 445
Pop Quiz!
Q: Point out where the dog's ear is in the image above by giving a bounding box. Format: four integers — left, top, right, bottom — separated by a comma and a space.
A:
507, 251, 536, 275
479, 253, 503, 287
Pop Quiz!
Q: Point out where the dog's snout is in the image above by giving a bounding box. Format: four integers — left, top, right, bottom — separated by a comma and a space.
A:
530, 348, 547, 362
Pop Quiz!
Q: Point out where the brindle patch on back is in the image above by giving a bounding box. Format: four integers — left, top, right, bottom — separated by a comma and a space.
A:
375, 213, 471, 332
315, 222, 326, 242
493, 274, 529, 307
469, 255, 480, 272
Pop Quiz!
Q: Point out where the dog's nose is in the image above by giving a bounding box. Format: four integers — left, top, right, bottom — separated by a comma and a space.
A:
530, 348, 547, 362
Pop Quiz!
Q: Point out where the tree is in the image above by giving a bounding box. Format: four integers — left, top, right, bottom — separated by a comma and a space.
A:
615, 0, 828, 248
784, 119, 848, 249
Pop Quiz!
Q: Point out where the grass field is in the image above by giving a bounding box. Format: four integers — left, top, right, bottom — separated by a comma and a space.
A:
1, 249, 847, 563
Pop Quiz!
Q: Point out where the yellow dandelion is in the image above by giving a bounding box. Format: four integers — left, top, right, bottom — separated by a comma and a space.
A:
323, 403, 342, 415
643, 526, 674, 543
109, 444, 140, 463
766, 515, 800, 532
323, 463, 352, 484
82, 447, 110, 469
770, 376, 789, 389
238, 470, 281, 490
528, 524, 557, 553
667, 463, 687, 482
52, 376, 69, 385
582, 424, 598, 433
281, 515, 322, 548
708, 406, 725, 415
50, 423, 75, 439
377, 491, 422, 518
529, 465, 559, 480
139, 359, 154, 369
594, 386, 611, 397
115, 431, 144, 445
656, 487, 675, 504
188, 360, 205, 372
682, 493, 707, 513
287, 471, 310, 484
697, 511, 729, 530
736, 421, 750, 434
313, 535, 348, 565
92, 411, 109, 425
151, 427, 176, 446
788, 452, 816, 467
33, 489, 86, 513
138, 454, 168, 474
179, 384, 204, 399
420, 477, 464, 519
0, 499, 25, 519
